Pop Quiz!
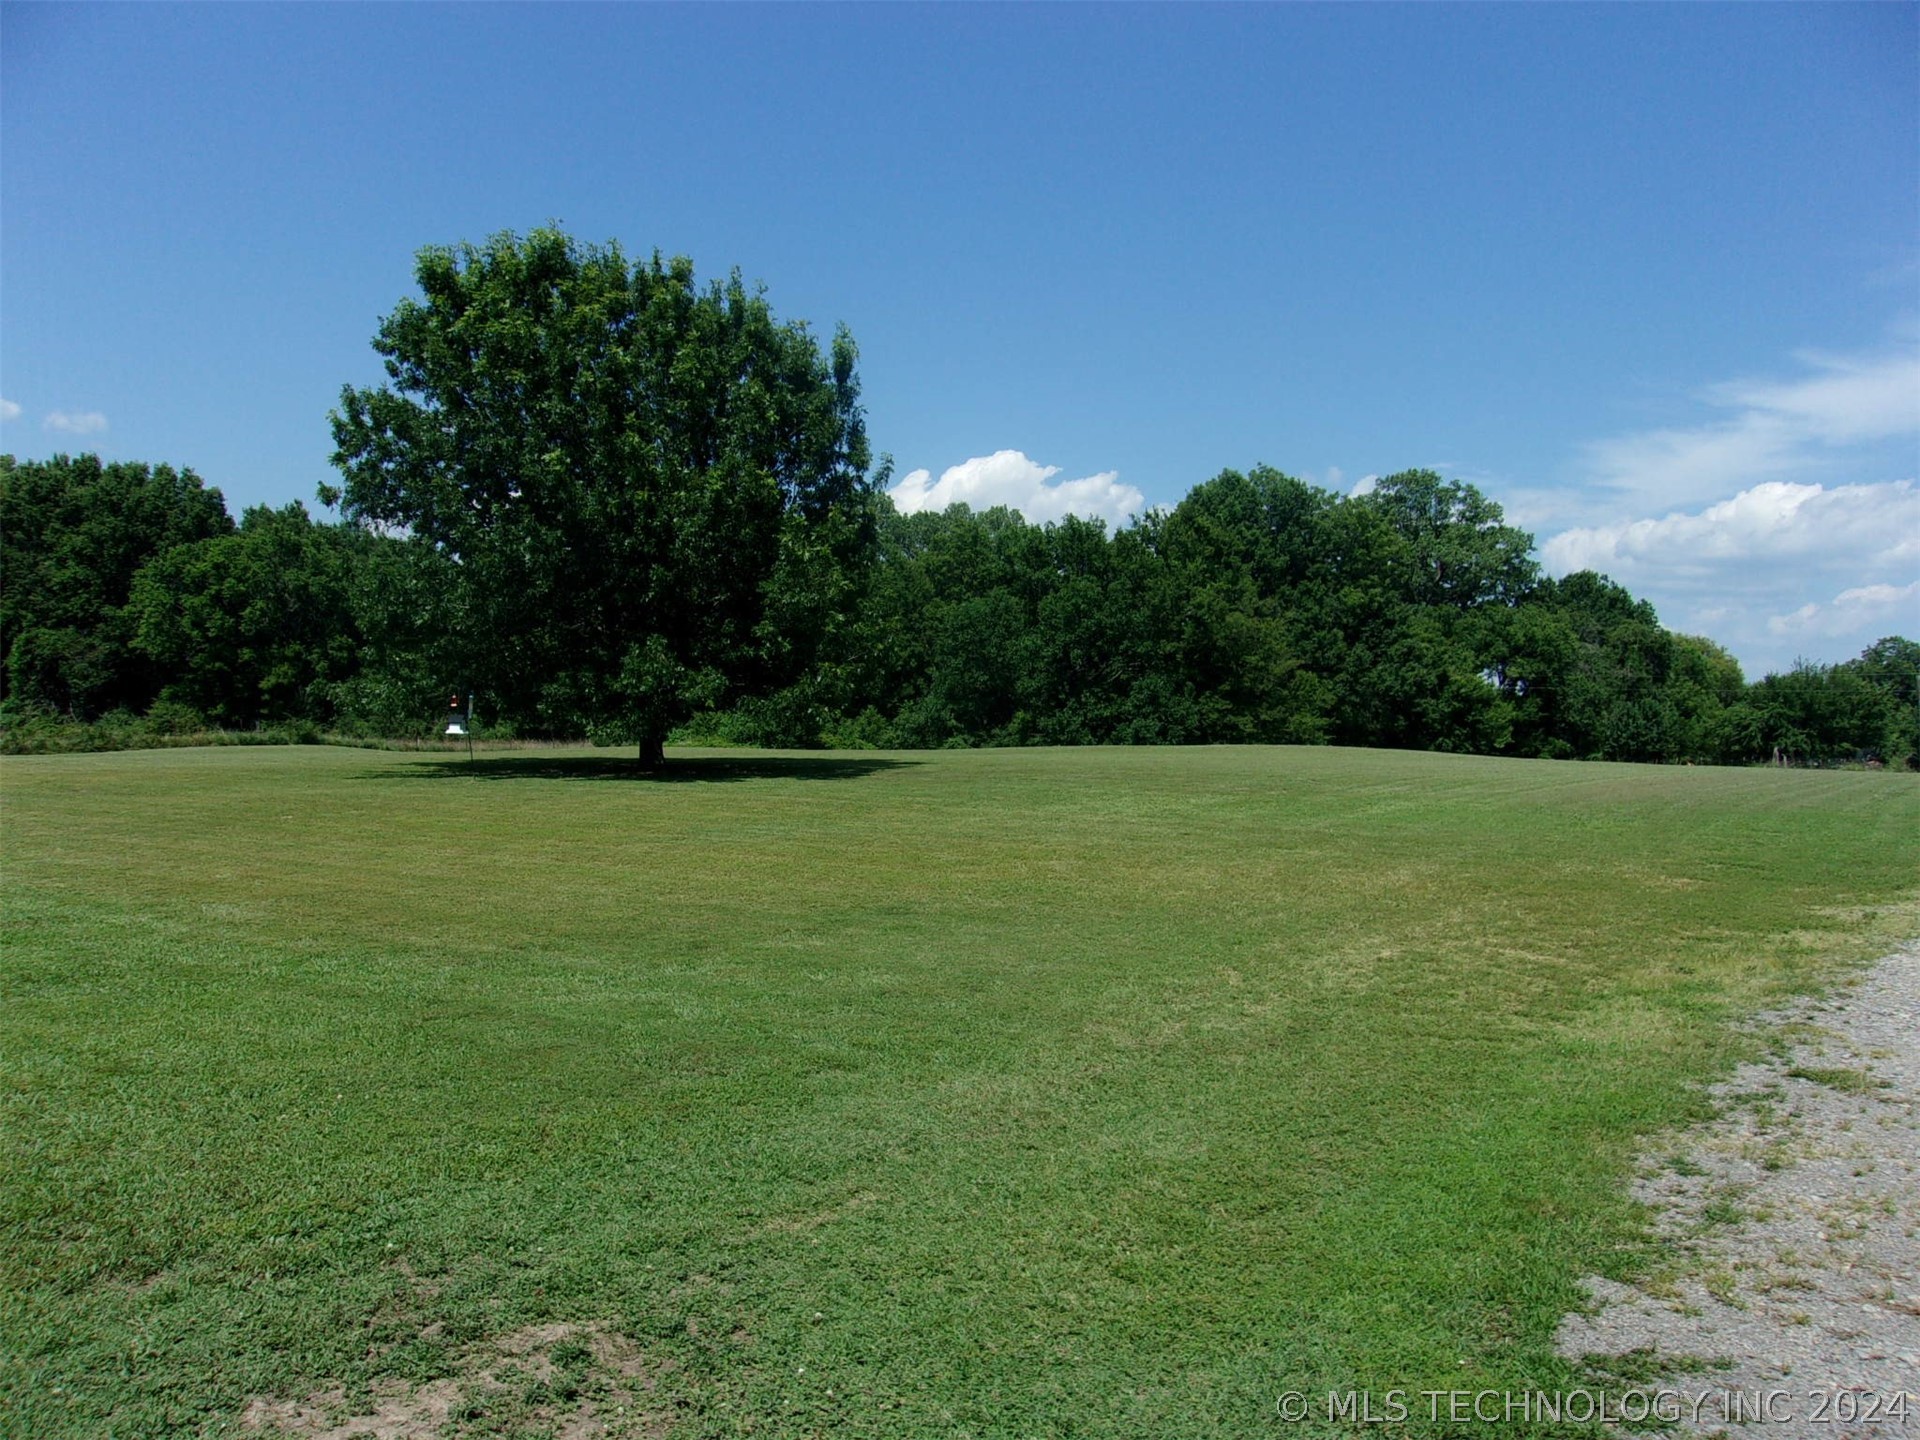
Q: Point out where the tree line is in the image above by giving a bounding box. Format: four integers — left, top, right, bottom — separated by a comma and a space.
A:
3, 229, 1913, 766
4, 451, 1911, 766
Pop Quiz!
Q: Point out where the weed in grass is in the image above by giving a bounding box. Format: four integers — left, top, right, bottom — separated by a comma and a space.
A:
1699, 1198, 1748, 1229
1785, 1065, 1888, 1093
1577, 1346, 1724, 1387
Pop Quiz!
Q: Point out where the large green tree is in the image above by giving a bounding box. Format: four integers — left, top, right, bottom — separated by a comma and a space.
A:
1844, 636, 1920, 764
328, 228, 875, 764
1359, 469, 1538, 609
129, 501, 359, 728
0, 453, 233, 718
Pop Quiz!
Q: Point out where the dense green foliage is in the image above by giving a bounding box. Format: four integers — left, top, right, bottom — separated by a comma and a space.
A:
0, 454, 232, 719
327, 227, 875, 766
127, 502, 363, 729
5, 444, 1912, 765
749, 467, 1909, 766
4, 745, 1915, 1437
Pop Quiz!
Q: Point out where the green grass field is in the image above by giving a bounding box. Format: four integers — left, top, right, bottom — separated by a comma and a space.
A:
3, 744, 1915, 1438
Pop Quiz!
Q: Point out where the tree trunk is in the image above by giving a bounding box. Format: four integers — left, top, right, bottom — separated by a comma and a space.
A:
638, 730, 666, 771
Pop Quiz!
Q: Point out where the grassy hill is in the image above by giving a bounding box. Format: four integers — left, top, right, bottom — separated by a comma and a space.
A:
3, 744, 1915, 1437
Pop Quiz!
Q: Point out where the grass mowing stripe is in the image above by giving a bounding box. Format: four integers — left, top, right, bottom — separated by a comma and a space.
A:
2, 744, 1915, 1437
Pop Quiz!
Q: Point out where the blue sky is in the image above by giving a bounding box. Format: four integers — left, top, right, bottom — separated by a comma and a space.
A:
3, 3, 1914, 676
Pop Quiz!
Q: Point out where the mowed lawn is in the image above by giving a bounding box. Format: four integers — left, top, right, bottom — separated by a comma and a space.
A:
2, 744, 1915, 1438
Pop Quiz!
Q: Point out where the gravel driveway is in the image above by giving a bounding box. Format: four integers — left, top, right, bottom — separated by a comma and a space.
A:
1557, 942, 1920, 1437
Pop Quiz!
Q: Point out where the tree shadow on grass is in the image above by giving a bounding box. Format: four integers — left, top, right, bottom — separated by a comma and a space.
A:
362, 752, 922, 784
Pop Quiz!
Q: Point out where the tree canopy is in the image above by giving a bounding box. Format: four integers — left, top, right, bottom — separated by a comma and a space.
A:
7, 442, 1913, 769
326, 227, 875, 764
129, 502, 360, 729
1, 453, 232, 719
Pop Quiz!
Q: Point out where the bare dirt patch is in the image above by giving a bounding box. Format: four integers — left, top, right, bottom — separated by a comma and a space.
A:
1558, 943, 1920, 1437
239, 1321, 674, 1440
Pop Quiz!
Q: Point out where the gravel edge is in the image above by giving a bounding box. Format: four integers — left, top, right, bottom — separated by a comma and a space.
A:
1555, 942, 1920, 1437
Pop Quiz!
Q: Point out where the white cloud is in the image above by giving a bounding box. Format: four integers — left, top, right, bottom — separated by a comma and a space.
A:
1348, 473, 1379, 497
1582, 348, 1920, 511
44, 409, 108, 435
1768, 580, 1920, 641
0, 397, 20, 423
1583, 412, 1803, 510
1534, 341, 1920, 674
887, 449, 1144, 530
1711, 351, 1920, 444
1541, 478, 1919, 675
1541, 479, 1920, 578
